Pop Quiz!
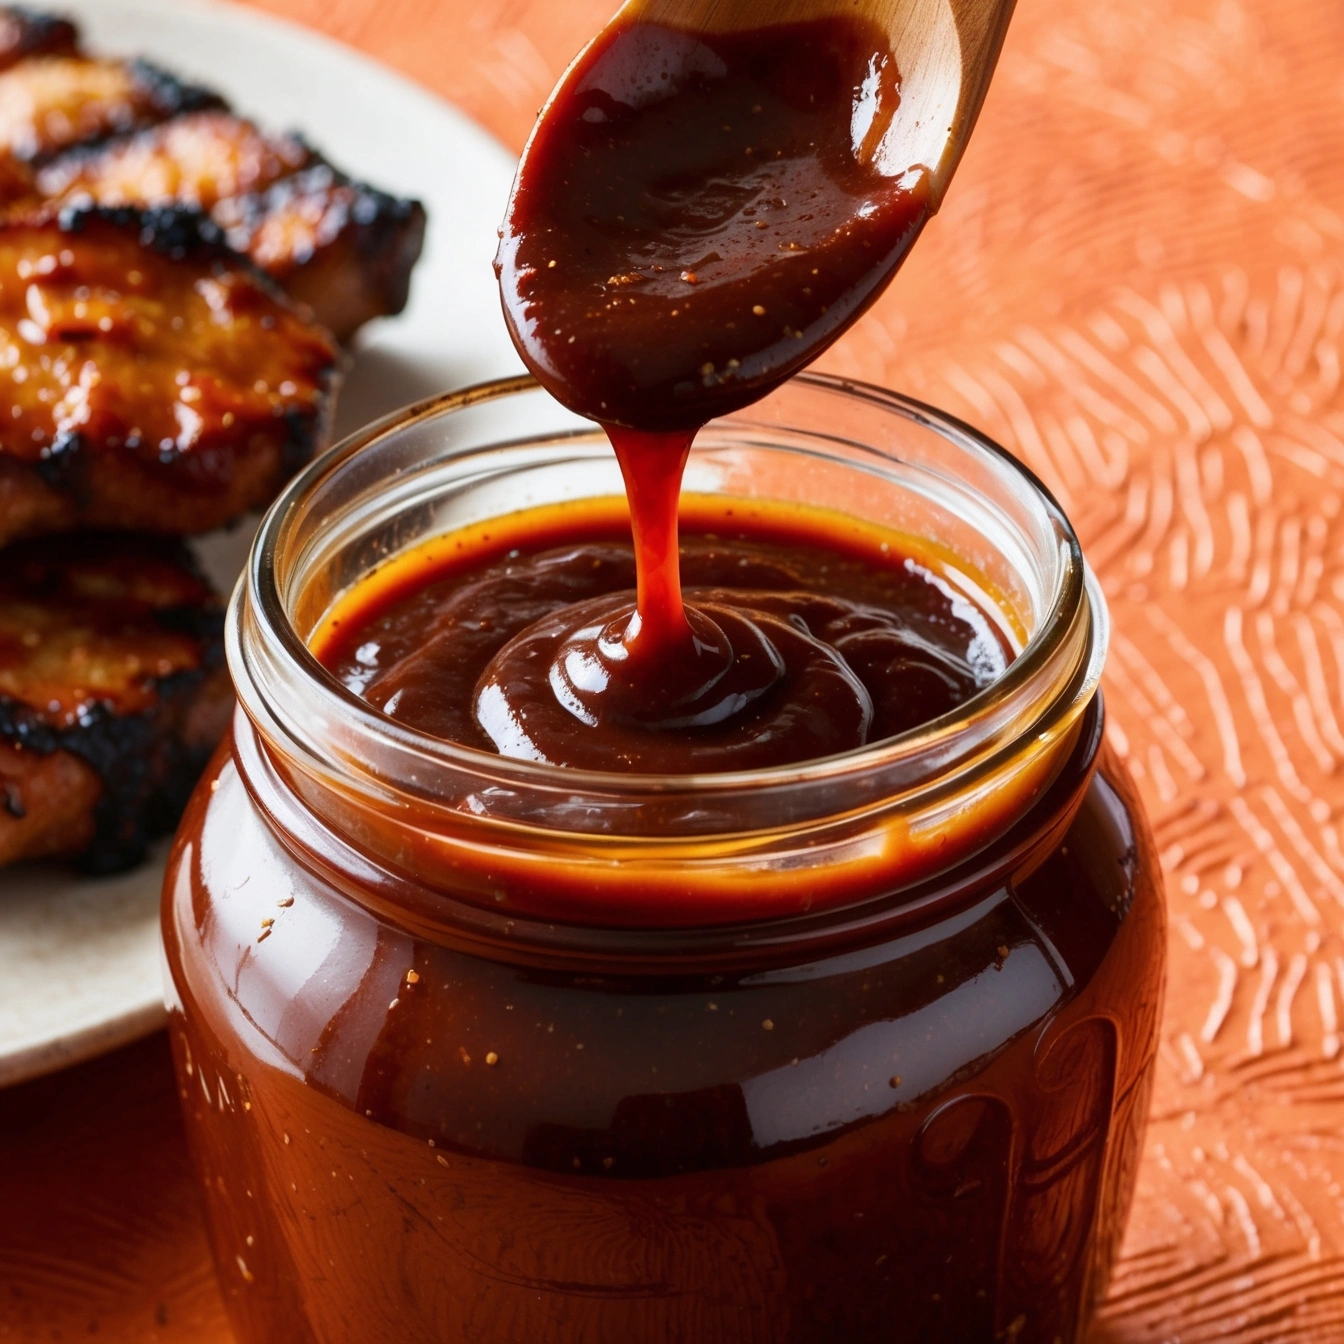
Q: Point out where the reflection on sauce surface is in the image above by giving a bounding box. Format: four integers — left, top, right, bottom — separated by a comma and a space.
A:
496, 15, 930, 433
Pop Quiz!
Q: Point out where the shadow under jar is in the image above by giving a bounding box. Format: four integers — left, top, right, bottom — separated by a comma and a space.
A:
162, 374, 1166, 1344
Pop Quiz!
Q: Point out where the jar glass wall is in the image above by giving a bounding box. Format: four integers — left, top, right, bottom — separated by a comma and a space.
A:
162, 374, 1166, 1344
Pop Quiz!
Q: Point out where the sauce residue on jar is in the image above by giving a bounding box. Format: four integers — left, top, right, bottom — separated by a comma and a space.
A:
314, 496, 1015, 774
493, 15, 939, 761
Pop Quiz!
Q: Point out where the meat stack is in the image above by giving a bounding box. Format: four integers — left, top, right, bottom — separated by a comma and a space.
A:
0, 6, 426, 872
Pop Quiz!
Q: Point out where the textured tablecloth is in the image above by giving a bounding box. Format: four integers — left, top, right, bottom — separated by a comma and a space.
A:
5, 0, 1344, 1338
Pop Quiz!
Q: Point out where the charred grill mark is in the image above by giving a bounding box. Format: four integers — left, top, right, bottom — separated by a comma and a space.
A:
0, 532, 230, 871
35, 108, 315, 205
0, 206, 342, 545
54, 198, 229, 256
122, 58, 224, 128
0, 6, 77, 73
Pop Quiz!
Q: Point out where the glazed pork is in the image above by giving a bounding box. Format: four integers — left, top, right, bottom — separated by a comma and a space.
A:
0, 54, 223, 163
38, 109, 427, 339
0, 530, 230, 871
0, 204, 341, 548
0, 7, 427, 337
37, 108, 313, 205
0, 9, 431, 881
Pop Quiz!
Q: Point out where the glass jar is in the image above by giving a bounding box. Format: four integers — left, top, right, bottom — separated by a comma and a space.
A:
162, 373, 1166, 1344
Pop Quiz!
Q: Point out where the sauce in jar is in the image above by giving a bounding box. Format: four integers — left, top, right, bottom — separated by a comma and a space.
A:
315, 497, 1013, 773
166, 677, 1162, 1344
162, 374, 1165, 1344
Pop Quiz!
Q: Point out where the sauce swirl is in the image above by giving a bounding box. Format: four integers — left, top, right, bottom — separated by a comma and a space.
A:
321, 505, 1012, 774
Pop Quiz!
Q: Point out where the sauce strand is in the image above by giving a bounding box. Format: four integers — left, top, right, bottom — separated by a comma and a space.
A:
487, 16, 941, 766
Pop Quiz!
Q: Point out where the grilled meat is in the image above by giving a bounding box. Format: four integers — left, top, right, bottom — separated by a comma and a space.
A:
0, 530, 230, 871
0, 9, 426, 336
0, 2, 80, 203
0, 7, 76, 72
37, 108, 311, 206
219, 165, 426, 340
0, 55, 224, 163
0, 205, 341, 548
0, 11, 429, 880
38, 110, 426, 338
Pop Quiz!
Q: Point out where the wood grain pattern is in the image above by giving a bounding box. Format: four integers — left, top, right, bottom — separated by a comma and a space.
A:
6, 0, 1344, 1337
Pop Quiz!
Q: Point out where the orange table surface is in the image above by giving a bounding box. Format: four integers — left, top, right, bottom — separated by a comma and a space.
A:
7, 0, 1344, 1339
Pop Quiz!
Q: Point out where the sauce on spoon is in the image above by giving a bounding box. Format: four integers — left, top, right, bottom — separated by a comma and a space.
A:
492, 14, 935, 768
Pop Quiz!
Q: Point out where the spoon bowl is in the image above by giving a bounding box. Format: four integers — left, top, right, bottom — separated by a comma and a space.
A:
596, 0, 1014, 207
495, 0, 1016, 433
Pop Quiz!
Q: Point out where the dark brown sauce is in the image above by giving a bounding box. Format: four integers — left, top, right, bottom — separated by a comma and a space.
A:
496, 16, 928, 434
319, 502, 1012, 773
495, 16, 935, 757
161, 17, 1168, 1344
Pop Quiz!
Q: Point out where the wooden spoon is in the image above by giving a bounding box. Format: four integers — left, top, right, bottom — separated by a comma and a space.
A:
582, 0, 1017, 209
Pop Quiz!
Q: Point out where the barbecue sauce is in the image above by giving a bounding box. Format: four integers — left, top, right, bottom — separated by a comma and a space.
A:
493, 15, 937, 768
316, 498, 1013, 774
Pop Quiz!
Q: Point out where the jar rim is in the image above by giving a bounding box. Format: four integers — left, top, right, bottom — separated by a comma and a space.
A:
234, 371, 1106, 807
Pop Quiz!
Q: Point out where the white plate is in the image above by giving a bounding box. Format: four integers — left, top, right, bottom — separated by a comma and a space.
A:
0, 0, 523, 1087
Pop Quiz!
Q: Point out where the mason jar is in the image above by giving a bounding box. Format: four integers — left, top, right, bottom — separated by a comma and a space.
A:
162, 373, 1166, 1344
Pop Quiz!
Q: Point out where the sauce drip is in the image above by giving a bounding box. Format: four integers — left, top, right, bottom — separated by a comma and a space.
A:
493, 16, 937, 766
